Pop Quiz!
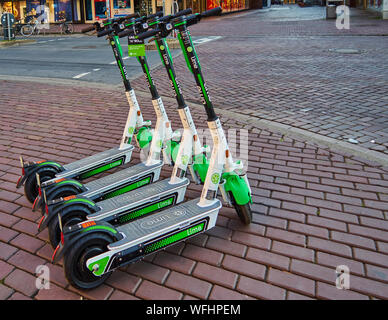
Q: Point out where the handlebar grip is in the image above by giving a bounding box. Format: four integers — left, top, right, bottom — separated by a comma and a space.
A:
201, 6, 222, 18
136, 28, 159, 40
147, 11, 163, 20
81, 25, 96, 33
118, 28, 134, 38
175, 8, 192, 17
97, 28, 111, 37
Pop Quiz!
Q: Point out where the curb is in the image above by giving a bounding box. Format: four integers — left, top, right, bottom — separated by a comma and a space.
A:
1, 74, 388, 168
0, 39, 36, 47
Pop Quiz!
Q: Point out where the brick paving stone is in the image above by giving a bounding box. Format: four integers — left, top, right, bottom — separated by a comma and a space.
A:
126, 260, 170, 285
10, 233, 45, 253
0, 260, 14, 280
0, 226, 18, 242
136, 280, 183, 300
35, 283, 81, 300
0, 284, 14, 300
192, 262, 238, 289
0, 242, 18, 260
308, 237, 352, 258
246, 247, 290, 271
266, 227, 306, 246
209, 285, 253, 300
206, 236, 247, 258
7, 250, 46, 275
105, 271, 142, 294
267, 268, 315, 297
237, 276, 286, 300
153, 251, 196, 275
316, 282, 369, 300
182, 244, 223, 266
353, 248, 388, 268
348, 274, 388, 299
316, 252, 365, 277
222, 255, 266, 280
71, 284, 114, 300
109, 290, 140, 300
165, 271, 212, 299
4, 268, 38, 297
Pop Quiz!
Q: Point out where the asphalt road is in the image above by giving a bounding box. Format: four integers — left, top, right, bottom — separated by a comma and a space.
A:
0, 34, 192, 85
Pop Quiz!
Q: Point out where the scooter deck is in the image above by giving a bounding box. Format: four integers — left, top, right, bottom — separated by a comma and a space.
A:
87, 178, 190, 220
81, 161, 162, 199
56, 145, 134, 179
110, 198, 221, 250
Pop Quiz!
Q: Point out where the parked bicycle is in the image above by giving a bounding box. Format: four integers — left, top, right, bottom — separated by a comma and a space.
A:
17, 18, 41, 36
58, 20, 74, 34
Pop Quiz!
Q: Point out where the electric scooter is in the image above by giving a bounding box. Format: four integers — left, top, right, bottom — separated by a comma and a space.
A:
40, 9, 209, 249
16, 14, 152, 204
35, 10, 192, 215
125, 8, 253, 221
52, 7, 252, 290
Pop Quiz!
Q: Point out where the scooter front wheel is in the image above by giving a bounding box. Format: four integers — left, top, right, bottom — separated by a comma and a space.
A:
64, 233, 113, 290
48, 210, 88, 248
24, 168, 58, 203
229, 192, 252, 225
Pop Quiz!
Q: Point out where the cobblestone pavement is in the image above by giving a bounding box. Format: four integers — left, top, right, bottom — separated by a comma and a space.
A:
130, 6, 388, 154
0, 78, 387, 300
0, 5, 388, 301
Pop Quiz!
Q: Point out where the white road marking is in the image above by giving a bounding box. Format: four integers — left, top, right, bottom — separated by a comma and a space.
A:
109, 61, 117, 65
73, 72, 91, 79
192, 36, 222, 44
93, 68, 101, 71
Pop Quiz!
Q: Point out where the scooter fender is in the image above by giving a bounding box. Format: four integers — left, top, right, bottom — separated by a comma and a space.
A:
52, 220, 122, 264
222, 171, 252, 206
38, 196, 99, 232
16, 160, 64, 189
36, 180, 87, 214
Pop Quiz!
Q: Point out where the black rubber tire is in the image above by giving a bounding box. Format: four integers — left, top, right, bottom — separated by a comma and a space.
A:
24, 168, 58, 204
64, 233, 113, 290
48, 210, 87, 249
229, 192, 252, 225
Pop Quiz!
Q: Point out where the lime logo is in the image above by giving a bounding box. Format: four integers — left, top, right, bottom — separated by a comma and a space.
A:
211, 173, 220, 184
111, 41, 115, 45
128, 127, 134, 134
187, 46, 193, 53
158, 140, 163, 148
181, 155, 189, 165
160, 45, 165, 50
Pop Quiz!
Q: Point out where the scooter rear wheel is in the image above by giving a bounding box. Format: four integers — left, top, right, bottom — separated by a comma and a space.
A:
41, 186, 82, 214
24, 168, 57, 203
48, 210, 88, 248
64, 233, 113, 290
229, 192, 252, 225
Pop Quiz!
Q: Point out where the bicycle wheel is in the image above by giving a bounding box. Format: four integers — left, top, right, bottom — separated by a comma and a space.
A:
62, 23, 74, 34
21, 25, 33, 37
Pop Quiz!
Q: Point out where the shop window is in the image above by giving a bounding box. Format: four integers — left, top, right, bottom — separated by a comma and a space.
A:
94, 0, 107, 19
85, 0, 92, 20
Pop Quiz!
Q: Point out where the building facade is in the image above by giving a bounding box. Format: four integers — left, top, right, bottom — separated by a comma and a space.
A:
0, 0, 254, 24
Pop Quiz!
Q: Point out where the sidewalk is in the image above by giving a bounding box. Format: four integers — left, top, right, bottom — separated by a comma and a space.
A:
0, 78, 387, 300
0, 5, 387, 300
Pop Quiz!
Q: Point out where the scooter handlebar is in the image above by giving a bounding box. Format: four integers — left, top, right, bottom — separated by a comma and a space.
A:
201, 6, 222, 18
81, 25, 96, 33
159, 8, 192, 22
136, 28, 159, 40
118, 28, 134, 38
97, 28, 111, 37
